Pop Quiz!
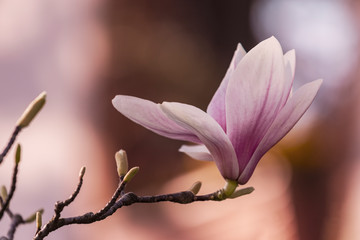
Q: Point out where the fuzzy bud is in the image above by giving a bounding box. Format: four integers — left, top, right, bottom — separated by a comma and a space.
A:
36, 211, 42, 233
15, 144, 21, 164
1, 186, 7, 202
16, 92, 46, 128
188, 181, 202, 195
123, 167, 139, 184
25, 209, 44, 223
115, 150, 128, 177
79, 166, 86, 178
228, 187, 255, 199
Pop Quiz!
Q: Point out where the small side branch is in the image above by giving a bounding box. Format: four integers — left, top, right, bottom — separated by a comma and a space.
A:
33, 167, 86, 239
0, 160, 20, 220
52, 168, 85, 223
0, 200, 38, 240
0, 126, 21, 165
33, 168, 253, 240
6, 214, 24, 240
31, 150, 254, 240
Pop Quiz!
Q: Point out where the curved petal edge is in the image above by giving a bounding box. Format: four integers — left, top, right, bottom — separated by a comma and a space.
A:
179, 144, 213, 161
161, 102, 239, 180
238, 79, 323, 184
112, 95, 200, 143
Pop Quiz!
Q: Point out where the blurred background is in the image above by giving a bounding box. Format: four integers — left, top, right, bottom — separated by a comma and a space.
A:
0, 0, 359, 239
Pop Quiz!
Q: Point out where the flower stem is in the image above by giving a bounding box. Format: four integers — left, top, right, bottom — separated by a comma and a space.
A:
224, 179, 238, 197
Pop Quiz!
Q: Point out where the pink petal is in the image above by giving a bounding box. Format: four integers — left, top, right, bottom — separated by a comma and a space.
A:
238, 79, 323, 184
284, 50, 295, 81
226, 36, 287, 172
206, 44, 246, 131
112, 95, 200, 143
282, 50, 296, 105
161, 102, 239, 180
179, 144, 213, 161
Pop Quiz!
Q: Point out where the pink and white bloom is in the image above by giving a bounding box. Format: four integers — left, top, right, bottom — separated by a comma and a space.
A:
112, 37, 322, 185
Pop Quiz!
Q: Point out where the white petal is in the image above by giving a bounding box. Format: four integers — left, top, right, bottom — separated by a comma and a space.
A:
238, 79, 323, 184
179, 144, 213, 161
161, 102, 239, 180
112, 95, 200, 143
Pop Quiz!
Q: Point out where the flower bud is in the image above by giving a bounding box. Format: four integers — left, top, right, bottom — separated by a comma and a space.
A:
15, 144, 21, 164
115, 150, 128, 177
188, 181, 202, 195
79, 166, 86, 178
1, 185, 7, 202
228, 187, 255, 199
123, 166, 139, 184
36, 211, 42, 233
25, 209, 44, 223
16, 92, 46, 128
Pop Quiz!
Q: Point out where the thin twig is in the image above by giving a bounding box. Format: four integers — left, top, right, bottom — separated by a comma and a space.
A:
34, 168, 87, 239
0, 126, 21, 165
0, 161, 20, 220
33, 179, 126, 239
6, 214, 24, 240
0, 199, 31, 240
93, 178, 124, 218
33, 177, 253, 240
52, 171, 84, 223
0, 198, 13, 219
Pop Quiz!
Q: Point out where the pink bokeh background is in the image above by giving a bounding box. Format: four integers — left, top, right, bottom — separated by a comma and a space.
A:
1, 0, 360, 239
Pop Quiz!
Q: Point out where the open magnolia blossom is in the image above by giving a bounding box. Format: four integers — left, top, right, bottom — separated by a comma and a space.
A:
112, 36, 322, 187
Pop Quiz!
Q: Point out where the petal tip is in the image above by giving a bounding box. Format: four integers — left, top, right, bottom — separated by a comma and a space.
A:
269, 35, 276, 40
285, 49, 296, 57
235, 43, 246, 54
316, 78, 323, 85
111, 95, 119, 105
112, 95, 123, 108
267, 35, 279, 44
311, 79, 323, 91
255, 36, 282, 55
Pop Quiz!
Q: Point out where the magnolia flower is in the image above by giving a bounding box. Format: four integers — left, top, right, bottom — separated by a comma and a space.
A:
112, 36, 322, 188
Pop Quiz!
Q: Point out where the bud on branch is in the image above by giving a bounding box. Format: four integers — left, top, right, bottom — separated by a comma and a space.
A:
16, 92, 46, 128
